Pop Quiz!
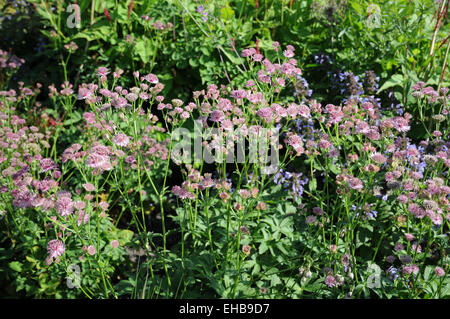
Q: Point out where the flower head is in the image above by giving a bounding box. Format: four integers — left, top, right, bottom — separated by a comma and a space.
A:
97, 67, 110, 77
47, 239, 65, 260
56, 196, 74, 217
324, 275, 337, 288
435, 266, 445, 277
112, 133, 130, 147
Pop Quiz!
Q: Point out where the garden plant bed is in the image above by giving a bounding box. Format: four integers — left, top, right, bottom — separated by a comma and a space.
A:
0, 0, 449, 299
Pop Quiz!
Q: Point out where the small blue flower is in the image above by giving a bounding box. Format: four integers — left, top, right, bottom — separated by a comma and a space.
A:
388, 266, 399, 281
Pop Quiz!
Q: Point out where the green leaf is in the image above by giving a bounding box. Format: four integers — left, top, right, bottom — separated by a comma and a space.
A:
439, 283, 450, 298
259, 242, 268, 255
377, 74, 404, 93
350, 2, 362, 14
220, 2, 235, 20
117, 229, 134, 245
25, 256, 38, 264
270, 274, 282, 287
329, 164, 341, 175
189, 57, 199, 68
135, 37, 155, 63
309, 178, 317, 192
9, 261, 23, 272
424, 266, 434, 282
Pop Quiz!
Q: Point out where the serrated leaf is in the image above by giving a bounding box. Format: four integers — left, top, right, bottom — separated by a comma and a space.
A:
424, 266, 434, 282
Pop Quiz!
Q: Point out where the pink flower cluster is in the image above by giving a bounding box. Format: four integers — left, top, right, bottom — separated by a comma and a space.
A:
85, 143, 113, 171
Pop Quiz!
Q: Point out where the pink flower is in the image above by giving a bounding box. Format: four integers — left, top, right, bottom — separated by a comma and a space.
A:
125, 155, 136, 164
209, 110, 225, 123
113, 68, 124, 78
435, 266, 445, 277
275, 77, 285, 87
371, 152, 387, 164
318, 139, 331, 149
82, 183, 95, 192
365, 128, 380, 140
397, 195, 408, 204
257, 107, 273, 122
313, 207, 324, 216
328, 148, 339, 158
83, 112, 96, 124
272, 41, 280, 51
172, 186, 195, 200
47, 239, 65, 260
74, 201, 86, 210
85, 145, 112, 171
144, 73, 159, 84
286, 103, 299, 117
348, 153, 359, 162
12, 190, 35, 208
408, 203, 425, 218
99, 201, 109, 211
329, 110, 344, 124
77, 211, 90, 226
238, 189, 251, 199
181, 111, 190, 119
112, 133, 130, 147
111, 97, 128, 109
252, 54, 264, 62
305, 215, 317, 224
324, 275, 337, 288
125, 93, 138, 102
241, 48, 256, 57
86, 153, 109, 170
283, 50, 294, 58
272, 103, 287, 118
87, 245, 96, 255
429, 211, 443, 225
110, 240, 120, 248
394, 116, 410, 132
412, 81, 425, 91
77, 87, 92, 100
411, 243, 421, 253
230, 89, 247, 99
97, 67, 110, 77
56, 196, 74, 217
245, 80, 256, 88
39, 158, 57, 172
348, 177, 363, 191
402, 264, 419, 275
297, 104, 310, 118
242, 244, 251, 256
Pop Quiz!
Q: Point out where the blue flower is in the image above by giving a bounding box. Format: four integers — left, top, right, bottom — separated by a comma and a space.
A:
388, 266, 399, 281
